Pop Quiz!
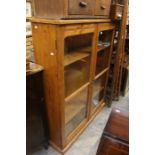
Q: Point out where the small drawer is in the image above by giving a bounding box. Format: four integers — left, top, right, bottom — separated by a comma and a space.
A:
68, 0, 94, 15
110, 4, 124, 20
95, 0, 112, 16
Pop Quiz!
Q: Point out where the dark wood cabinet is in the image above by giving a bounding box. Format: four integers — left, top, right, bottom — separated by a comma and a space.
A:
97, 135, 128, 155
26, 63, 48, 154
96, 108, 129, 155
95, 0, 112, 16
68, 0, 94, 15
33, 0, 112, 19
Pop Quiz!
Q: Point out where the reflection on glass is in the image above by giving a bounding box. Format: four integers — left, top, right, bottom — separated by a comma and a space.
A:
64, 57, 90, 97
95, 49, 110, 76
65, 34, 93, 54
64, 33, 93, 97
65, 88, 88, 137
98, 30, 112, 47
92, 73, 107, 109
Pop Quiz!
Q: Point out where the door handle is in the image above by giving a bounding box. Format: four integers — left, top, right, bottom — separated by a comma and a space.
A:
101, 5, 106, 9
79, 1, 88, 7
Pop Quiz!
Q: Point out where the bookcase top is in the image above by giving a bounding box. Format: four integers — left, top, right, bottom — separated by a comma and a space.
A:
29, 17, 112, 25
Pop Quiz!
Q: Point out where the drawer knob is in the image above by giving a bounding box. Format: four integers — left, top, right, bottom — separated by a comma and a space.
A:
79, 1, 87, 7
101, 5, 106, 10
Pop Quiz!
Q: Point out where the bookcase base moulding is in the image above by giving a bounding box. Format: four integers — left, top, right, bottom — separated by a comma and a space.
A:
31, 18, 115, 154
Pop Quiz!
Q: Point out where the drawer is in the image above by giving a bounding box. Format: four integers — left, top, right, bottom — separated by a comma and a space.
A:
95, 0, 112, 16
68, 0, 94, 15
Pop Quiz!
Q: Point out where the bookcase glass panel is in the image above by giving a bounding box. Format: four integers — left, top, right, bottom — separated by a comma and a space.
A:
64, 33, 93, 97
65, 87, 88, 137
92, 72, 107, 110
65, 33, 93, 54
98, 30, 112, 49
95, 30, 112, 76
95, 48, 111, 76
64, 57, 90, 97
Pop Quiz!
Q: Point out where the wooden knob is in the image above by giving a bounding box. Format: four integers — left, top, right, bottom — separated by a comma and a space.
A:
101, 5, 106, 9
79, 1, 87, 7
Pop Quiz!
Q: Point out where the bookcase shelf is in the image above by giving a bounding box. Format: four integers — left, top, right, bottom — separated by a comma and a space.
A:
97, 43, 111, 52
64, 52, 90, 66
65, 82, 89, 102
65, 89, 87, 124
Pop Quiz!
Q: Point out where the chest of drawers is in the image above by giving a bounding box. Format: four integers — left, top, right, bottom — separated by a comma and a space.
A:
96, 108, 129, 155
33, 0, 112, 19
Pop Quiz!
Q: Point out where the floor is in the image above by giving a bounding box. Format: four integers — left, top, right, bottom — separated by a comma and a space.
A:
33, 95, 129, 155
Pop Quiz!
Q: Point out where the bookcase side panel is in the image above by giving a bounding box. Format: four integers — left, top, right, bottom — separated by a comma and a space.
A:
31, 23, 63, 148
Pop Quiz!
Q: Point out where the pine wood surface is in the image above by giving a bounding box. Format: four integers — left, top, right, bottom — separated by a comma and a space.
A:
29, 17, 111, 24
31, 19, 115, 153
64, 52, 90, 66
32, 0, 112, 19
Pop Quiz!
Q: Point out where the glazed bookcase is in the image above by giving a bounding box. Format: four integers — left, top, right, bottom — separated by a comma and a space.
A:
31, 18, 115, 154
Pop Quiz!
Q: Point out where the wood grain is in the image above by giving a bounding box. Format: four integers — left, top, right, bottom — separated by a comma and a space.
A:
31, 20, 115, 152
32, 23, 63, 148
96, 108, 129, 155
32, 0, 112, 19
30, 17, 111, 24
64, 52, 90, 66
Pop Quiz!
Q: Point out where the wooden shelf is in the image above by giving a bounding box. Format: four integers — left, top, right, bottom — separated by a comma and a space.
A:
65, 86, 87, 124
64, 52, 90, 66
65, 82, 89, 102
64, 57, 90, 97
64, 46, 91, 66
97, 44, 111, 52
95, 68, 109, 80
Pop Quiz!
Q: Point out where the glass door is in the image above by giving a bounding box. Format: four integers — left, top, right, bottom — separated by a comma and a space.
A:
91, 30, 113, 111
64, 33, 93, 138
